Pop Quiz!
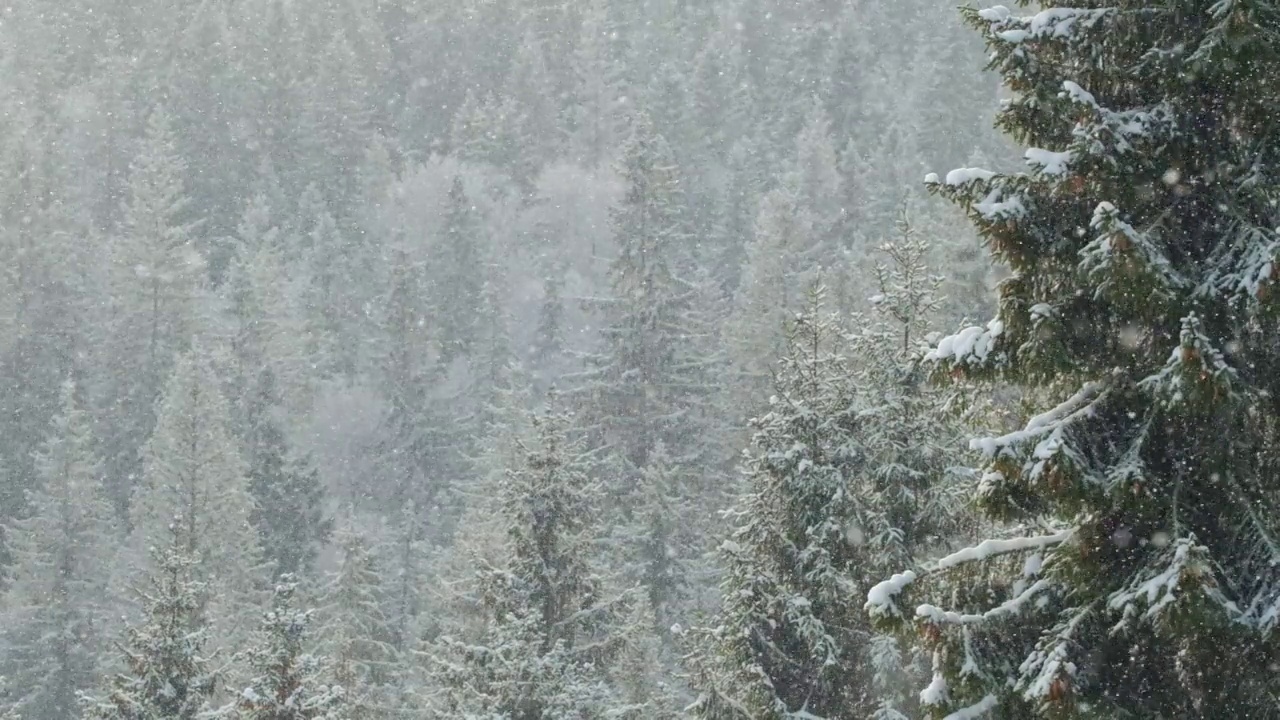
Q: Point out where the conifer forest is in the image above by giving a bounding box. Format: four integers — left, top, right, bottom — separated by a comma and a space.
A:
2, 0, 1280, 717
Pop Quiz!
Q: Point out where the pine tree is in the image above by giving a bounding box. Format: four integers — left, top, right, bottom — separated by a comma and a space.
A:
84, 525, 217, 720
692, 266, 970, 719
373, 227, 458, 522
226, 196, 313, 421
722, 183, 813, 424
850, 216, 977, 720
425, 403, 634, 718
626, 441, 695, 638
687, 287, 868, 719
567, 0, 627, 168
570, 113, 722, 630
228, 578, 345, 720
574, 111, 710, 478
317, 522, 399, 718
0, 380, 118, 720
787, 97, 845, 258
129, 344, 265, 646
112, 107, 203, 375
531, 267, 566, 388
867, 3, 1280, 717
297, 183, 364, 378
100, 106, 204, 513
434, 176, 485, 366
379, 501, 432, 660
244, 372, 332, 581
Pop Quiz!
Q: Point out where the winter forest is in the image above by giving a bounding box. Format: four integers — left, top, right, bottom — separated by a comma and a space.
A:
4, 0, 1280, 717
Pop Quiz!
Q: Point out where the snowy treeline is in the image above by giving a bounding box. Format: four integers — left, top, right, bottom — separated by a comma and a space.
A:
10, 0, 1214, 717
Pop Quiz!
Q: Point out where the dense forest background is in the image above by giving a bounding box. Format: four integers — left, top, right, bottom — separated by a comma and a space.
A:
0, 0, 1021, 716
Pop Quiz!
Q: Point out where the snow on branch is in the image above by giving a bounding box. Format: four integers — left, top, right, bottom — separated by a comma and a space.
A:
969, 381, 1105, 459
866, 570, 917, 620
1080, 202, 1188, 296
942, 694, 998, 720
980, 6, 1111, 44
1018, 602, 1093, 704
1138, 313, 1237, 408
917, 579, 1052, 626
926, 318, 1004, 366
1024, 148, 1073, 177
942, 167, 997, 187
934, 532, 1072, 572
1059, 80, 1097, 108
1107, 537, 1208, 624
972, 186, 1027, 222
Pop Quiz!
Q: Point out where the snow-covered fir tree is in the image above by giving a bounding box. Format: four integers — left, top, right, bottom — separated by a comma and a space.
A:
317, 520, 400, 719
111, 107, 203, 376
848, 216, 978, 719
575, 111, 701, 475
690, 271, 971, 719
868, 3, 1280, 717
571, 112, 722, 623
99, 106, 205, 512
687, 287, 869, 719
0, 380, 118, 720
225, 198, 314, 421
129, 344, 265, 647
373, 232, 461, 525
722, 183, 813, 424
227, 577, 344, 720
84, 525, 217, 720
626, 441, 696, 636
434, 176, 485, 366
243, 370, 331, 581
424, 403, 639, 718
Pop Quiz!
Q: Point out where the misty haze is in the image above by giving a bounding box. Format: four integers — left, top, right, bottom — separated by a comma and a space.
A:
0, 1, 1277, 718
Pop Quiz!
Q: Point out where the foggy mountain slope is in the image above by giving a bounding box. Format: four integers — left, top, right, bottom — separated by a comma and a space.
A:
0, 0, 1035, 717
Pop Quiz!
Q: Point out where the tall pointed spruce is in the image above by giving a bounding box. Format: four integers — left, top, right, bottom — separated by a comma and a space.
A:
690, 267, 971, 720
84, 525, 217, 720
130, 344, 265, 646
1, 381, 118, 720
573, 111, 719, 633
229, 577, 345, 720
426, 402, 635, 718
687, 287, 867, 719
317, 521, 400, 718
868, 3, 1280, 718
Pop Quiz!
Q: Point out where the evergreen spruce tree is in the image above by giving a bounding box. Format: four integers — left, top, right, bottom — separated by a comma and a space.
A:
627, 441, 695, 637
130, 345, 265, 646
867, 3, 1280, 718
84, 525, 217, 720
425, 403, 634, 718
571, 112, 720, 630
567, 0, 627, 168
101, 106, 204, 512
374, 232, 459, 524
317, 522, 400, 719
687, 288, 868, 719
531, 267, 566, 388
244, 372, 332, 581
112, 107, 203, 376
226, 199, 313, 421
434, 176, 485, 366
850, 216, 977, 720
229, 578, 345, 720
0, 380, 118, 720
788, 97, 845, 260
690, 272, 970, 719
722, 183, 813, 424
574, 111, 710, 479
379, 501, 432, 660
